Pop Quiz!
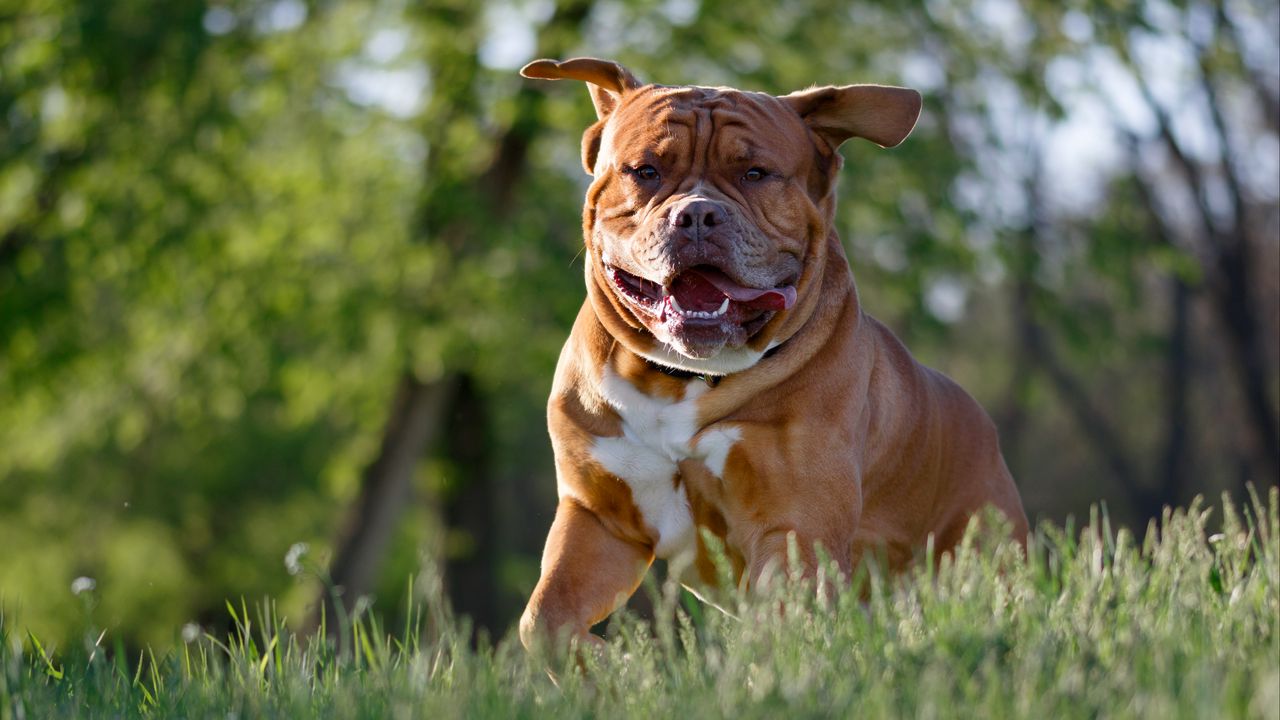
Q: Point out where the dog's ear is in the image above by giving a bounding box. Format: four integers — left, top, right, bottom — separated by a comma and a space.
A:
781, 85, 922, 150
521, 57, 642, 119
521, 57, 643, 176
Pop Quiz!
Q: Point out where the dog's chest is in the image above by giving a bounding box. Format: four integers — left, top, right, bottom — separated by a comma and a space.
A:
588, 367, 739, 558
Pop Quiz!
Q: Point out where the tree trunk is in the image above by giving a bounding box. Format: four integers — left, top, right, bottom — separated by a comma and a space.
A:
1123, 32, 1280, 491
996, 238, 1038, 469
309, 373, 455, 637
1119, 133, 1197, 517
441, 374, 498, 641
1158, 277, 1192, 509
1212, 244, 1280, 487
1017, 155, 1162, 522
1192, 37, 1280, 486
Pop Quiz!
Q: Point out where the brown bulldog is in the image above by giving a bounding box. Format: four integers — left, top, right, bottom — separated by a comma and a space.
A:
518, 57, 1028, 649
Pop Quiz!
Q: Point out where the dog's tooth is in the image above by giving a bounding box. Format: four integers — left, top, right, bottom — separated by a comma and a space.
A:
713, 298, 730, 316
670, 296, 685, 315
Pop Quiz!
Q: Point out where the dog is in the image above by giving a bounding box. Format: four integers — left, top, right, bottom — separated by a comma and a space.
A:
517, 57, 1028, 649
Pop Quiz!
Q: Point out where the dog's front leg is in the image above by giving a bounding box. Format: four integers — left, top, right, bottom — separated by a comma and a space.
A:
746, 525, 855, 594
519, 497, 654, 651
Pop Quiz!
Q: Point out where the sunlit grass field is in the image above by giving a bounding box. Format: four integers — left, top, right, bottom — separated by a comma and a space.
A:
4, 490, 1277, 719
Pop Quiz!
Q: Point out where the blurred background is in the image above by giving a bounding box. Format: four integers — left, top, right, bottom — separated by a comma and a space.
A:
1, 0, 1276, 652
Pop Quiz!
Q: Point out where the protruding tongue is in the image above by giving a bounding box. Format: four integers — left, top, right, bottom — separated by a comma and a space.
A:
669, 267, 796, 312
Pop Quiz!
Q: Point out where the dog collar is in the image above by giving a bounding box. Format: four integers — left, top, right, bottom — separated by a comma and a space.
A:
646, 362, 722, 387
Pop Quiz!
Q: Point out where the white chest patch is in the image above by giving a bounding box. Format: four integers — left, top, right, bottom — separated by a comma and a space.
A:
588, 366, 741, 558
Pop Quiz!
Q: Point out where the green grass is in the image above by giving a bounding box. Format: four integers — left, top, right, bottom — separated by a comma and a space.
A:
3, 489, 1278, 719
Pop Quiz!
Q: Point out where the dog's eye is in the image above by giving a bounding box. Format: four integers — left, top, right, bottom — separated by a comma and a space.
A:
629, 165, 660, 182
743, 167, 768, 182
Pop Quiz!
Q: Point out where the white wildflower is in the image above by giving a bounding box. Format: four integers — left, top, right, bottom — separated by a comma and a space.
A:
284, 542, 310, 576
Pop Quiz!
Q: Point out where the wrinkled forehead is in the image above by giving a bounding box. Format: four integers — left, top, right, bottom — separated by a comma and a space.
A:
604, 85, 813, 163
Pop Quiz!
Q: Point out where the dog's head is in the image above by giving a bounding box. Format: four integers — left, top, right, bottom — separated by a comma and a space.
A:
523, 57, 920, 372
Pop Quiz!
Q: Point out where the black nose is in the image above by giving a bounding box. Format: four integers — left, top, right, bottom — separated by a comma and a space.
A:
669, 199, 725, 239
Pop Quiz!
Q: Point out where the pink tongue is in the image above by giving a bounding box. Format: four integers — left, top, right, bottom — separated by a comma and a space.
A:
677, 267, 796, 311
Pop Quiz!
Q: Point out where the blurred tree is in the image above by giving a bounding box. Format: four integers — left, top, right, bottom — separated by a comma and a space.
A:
315, 0, 595, 637
961, 0, 1280, 515
1, 0, 436, 647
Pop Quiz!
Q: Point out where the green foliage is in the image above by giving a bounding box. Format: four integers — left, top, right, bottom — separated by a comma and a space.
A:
2, 492, 1277, 718
2, 0, 431, 638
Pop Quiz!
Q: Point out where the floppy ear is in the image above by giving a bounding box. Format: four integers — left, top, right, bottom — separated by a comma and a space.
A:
520, 57, 643, 119
781, 85, 922, 150
521, 57, 644, 174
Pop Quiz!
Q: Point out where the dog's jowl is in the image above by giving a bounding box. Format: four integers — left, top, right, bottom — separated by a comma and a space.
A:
518, 57, 1028, 649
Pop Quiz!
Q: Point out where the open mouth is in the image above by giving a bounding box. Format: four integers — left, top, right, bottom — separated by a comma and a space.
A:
605, 263, 797, 344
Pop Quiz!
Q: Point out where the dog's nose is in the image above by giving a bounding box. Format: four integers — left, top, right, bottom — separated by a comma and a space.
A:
669, 199, 724, 239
